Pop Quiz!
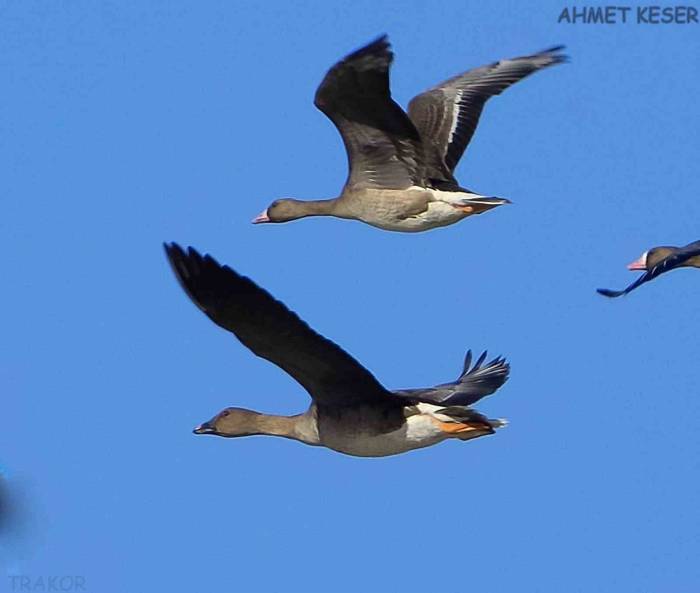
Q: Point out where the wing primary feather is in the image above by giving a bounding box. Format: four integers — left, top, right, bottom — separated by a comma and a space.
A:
407, 45, 567, 175
164, 242, 390, 406
597, 287, 626, 298
473, 350, 487, 371
462, 350, 473, 375
313, 35, 424, 190
392, 351, 509, 407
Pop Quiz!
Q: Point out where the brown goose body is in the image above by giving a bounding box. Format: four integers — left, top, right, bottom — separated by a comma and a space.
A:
597, 240, 700, 298
165, 244, 510, 457
253, 36, 566, 233
269, 188, 498, 232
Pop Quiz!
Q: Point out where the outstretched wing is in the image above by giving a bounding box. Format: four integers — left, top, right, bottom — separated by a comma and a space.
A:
392, 350, 509, 407
165, 243, 390, 406
314, 35, 425, 191
408, 46, 567, 175
597, 241, 700, 298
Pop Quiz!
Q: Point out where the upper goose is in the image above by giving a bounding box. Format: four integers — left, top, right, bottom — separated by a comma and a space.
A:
253, 35, 566, 233
597, 240, 700, 298
165, 243, 509, 457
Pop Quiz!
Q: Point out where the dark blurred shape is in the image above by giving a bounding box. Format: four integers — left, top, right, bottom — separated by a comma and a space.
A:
0, 473, 15, 534
0, 470, 43, 571
0, 471, 26, 541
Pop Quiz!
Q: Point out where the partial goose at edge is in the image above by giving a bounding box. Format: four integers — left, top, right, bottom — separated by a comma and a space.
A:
597, 240, 700, 298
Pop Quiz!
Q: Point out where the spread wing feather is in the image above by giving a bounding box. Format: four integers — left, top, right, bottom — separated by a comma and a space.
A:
392, 350, 509, 406
165, 243, 391, 406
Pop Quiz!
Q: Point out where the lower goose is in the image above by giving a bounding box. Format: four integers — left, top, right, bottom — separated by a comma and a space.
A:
165, 243, 509, 457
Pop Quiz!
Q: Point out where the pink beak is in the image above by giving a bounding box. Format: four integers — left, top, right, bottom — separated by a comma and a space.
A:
252, 209, 270, 224
627, 256, 647, 271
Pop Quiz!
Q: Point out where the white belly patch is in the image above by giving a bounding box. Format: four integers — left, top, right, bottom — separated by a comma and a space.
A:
361, 188, 488, 232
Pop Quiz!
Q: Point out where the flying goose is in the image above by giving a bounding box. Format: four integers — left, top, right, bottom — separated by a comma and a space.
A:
253, 35, 566, 232
597, 240, 700, 298
165, 243, 509, 457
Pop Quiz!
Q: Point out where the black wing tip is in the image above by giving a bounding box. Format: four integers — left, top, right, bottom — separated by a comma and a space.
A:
392, 351, 510, 407
165, 243, 258, 291
462, 349, 509, 370
164, 242, 196, 270
363, 33, 390, 51
343, 34, 393, 65
316, 34, 394, 108
542, 44, 566, 53
460, 350, 510, 385
163, 241, 186, 273
163, 242, 226, 292
163, 241, 202, 262
163, 242, 217, 266
434, 350, 510, 406
163, 241, 179, 256
163, 243, 259, 320
530, 44, 569, 65
597, 288, 625, 298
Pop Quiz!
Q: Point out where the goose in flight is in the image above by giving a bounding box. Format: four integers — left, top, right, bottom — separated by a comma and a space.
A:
597, 240, 700, 298
164, 243, 509, 457
253, 35, 566, 232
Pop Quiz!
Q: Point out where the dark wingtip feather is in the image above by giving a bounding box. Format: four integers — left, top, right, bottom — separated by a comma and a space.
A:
163, 242, 222, 315
367, 33, 390, 50
542, 44, 567, 56
543, 44, 566, 53
315, 34, 395, 111
163, 241, 178, 258
441, 352, 510, 405
345, 34, 392, 64
462, 350, 473, 374
597, 288, 625, 298
163, 242, 187, 278
533, 45, 569, 65
163, 242, 192, 269
392, 351, 510, 407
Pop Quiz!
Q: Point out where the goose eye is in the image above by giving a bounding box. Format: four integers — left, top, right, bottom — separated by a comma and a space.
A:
220, 410, 230, 418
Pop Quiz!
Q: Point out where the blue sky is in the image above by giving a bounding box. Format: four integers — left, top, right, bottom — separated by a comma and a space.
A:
2, 1, 700, 591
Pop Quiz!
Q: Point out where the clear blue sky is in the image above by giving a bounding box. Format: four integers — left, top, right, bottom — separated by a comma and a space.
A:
2, 1, 699, 591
